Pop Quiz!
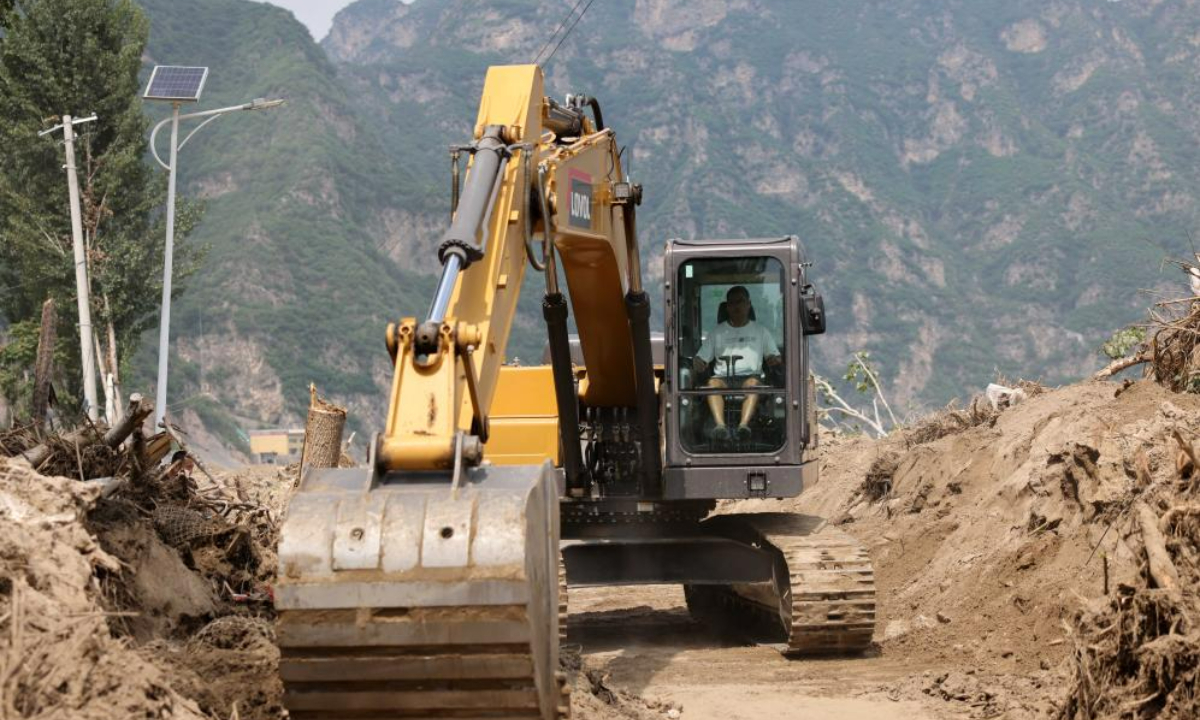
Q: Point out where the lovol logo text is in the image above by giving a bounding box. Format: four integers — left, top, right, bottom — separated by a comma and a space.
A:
568, 171, 593, 229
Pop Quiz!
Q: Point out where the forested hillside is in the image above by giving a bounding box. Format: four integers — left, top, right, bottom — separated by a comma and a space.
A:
137, 0, 433, 445
132, 0, 1200, 449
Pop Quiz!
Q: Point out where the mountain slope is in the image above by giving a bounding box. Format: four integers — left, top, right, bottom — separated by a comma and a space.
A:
130, 0, 1200, 454
137, 0, 433, 443
324, 0, 1200, 404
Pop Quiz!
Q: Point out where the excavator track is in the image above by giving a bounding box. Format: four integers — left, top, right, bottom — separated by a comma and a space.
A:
557, 553, 569, 645
557, 553, 571, 718
684, 513, 876, 655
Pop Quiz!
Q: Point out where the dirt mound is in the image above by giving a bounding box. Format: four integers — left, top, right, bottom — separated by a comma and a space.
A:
729, 379, 1200, 715
566, 647, 684, 720
0, 454, 294, 720
0, 457, 208, 719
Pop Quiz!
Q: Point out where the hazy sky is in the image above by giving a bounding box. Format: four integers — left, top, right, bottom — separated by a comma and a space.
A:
258, 0, 357, 41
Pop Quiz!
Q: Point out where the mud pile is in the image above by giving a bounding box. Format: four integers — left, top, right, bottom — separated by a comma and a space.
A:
567, 648, 686, 720
0, 458, 207, 719
735, 379, 1200, 716
0, 457, 292, 720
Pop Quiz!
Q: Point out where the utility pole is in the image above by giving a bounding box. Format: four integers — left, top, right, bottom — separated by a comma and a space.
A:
40, 114, 99, 422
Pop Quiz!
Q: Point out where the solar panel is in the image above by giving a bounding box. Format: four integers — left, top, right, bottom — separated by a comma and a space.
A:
143, 66, 209, 102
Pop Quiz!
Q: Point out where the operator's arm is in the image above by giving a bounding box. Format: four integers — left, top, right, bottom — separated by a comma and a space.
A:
763, 327, 782, 367
694, 328, 717, 372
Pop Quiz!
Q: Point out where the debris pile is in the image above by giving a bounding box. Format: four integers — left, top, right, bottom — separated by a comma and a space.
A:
1147, 293, 1200, 393
1095, 270, 1200, 390
0, 457, 208, 719
744, 378, 1200, 717
0, 407, 293, 719
1057, 447, 1200, 718
901, 379, 1045, 448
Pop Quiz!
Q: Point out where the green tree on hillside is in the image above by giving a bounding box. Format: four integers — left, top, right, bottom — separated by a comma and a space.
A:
0, 0, 203, 418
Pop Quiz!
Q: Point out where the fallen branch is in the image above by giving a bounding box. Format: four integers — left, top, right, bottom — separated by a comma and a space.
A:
1135, 501, 1181, 595
101, 394, 151, 449
813, 375, 888, 438
1093, 353, 1150, 380
852, 356, 899, 428
21, 427, 96, 469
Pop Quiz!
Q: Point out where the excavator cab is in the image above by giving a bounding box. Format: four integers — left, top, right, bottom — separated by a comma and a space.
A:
662, 236, 823, 500
674, 257, 787, 453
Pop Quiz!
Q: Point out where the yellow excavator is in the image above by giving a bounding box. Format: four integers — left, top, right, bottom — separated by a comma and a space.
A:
275, 64, 875, 719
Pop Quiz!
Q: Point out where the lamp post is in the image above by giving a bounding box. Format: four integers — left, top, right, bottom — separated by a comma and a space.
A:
143, 66, 283, 428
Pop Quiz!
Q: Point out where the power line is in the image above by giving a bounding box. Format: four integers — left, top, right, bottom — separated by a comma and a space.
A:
539, 0, 598, 68
534, 0, 589, 66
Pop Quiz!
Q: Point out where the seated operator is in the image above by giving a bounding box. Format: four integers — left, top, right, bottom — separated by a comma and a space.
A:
692, 285, 782, 441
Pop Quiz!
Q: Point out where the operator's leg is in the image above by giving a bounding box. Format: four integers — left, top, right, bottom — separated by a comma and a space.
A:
738, 377, 762, 433
706, 377, 728, 438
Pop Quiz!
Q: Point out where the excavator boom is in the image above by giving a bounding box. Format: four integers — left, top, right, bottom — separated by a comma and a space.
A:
275, 64, 640, 720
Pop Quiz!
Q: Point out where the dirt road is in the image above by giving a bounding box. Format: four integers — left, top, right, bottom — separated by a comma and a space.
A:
570, 584, 953, 720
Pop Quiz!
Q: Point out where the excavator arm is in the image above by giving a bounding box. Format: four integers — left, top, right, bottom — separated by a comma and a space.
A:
376, 63, 645, 476
276, 64, 655, 720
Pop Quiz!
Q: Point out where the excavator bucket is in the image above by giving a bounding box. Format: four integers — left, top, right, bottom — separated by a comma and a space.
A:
275, 463, 566, 719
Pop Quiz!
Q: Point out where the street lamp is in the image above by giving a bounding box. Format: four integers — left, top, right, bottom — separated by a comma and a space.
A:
143, 66, 283, 428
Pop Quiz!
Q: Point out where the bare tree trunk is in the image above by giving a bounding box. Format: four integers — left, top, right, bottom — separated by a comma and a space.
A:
301, 384, 346, 471
103, 294, 122, 422
32, 298, 57, 428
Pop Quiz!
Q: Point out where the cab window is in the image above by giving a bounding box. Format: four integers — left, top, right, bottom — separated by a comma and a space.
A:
675, 256, 787, 454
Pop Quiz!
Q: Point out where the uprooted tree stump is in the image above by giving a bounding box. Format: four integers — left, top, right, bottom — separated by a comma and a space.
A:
301, 385, 346, 471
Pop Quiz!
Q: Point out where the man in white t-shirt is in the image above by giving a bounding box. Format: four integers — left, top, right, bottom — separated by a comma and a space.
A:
693, 285, 781, 441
